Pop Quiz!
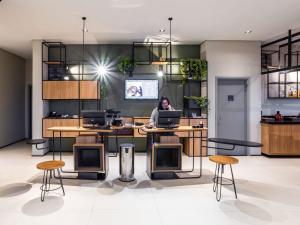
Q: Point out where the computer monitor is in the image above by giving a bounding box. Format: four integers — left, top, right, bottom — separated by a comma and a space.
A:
81, 110, 107, 128
157, 110, 182, 128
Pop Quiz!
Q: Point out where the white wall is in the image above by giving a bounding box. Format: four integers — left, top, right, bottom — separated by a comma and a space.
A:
202, 41, 261, 155
31, 40, 49, 155
0, 49, 25, 147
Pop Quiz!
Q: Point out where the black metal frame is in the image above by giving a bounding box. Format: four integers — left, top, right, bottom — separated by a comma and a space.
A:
40, 169, 65, 201
262, 30, 300, 99
50, 129, 118, 179
266, 70, 299, 99
132, 41, 172, 66
42, 41, 101, 143
183, 79, 207, 117
143, 128, 205, 180
212, 163, 237, 201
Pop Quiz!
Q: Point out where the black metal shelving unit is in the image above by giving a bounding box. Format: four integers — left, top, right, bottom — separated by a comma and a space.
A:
42, 42, 101, 129
42, 41, 66, 81
262, 30, 300, 99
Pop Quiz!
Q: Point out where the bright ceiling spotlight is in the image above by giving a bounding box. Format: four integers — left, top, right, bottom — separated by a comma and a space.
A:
97, 65, 108, 77
157, 70, 164, 77
244, 30, 252, 34
157, 65, 164, 77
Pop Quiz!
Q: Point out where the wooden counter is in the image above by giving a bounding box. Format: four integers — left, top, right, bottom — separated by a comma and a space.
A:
261, 123, 300, 155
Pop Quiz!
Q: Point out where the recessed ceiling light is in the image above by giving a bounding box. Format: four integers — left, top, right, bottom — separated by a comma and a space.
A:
244, 30, 252, 34
159, 29, 165, 32
157, 70, 164, 77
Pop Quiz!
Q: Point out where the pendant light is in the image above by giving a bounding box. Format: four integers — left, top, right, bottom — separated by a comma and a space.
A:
153, 17, 173, 66
78, 17, 87, 124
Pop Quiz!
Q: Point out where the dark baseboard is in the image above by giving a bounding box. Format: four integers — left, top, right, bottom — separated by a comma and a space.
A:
0, 138, 26, 149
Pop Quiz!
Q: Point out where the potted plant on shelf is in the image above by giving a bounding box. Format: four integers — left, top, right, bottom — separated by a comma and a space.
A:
117, 57, 134, 75
179, 59, 207, 81
184, 96, 209, 113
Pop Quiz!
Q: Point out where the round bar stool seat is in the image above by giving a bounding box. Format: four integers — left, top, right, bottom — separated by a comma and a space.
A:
209, 155, 239, 201
27, 139, 47, 145
36, 160, 65, 201
37, 160, 65, 170
209, 155, 239, 165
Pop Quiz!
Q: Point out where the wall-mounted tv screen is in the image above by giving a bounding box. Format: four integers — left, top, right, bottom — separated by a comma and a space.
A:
125, 80, 159, 100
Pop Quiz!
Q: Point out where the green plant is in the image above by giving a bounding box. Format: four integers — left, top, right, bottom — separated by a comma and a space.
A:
200, 60, 207, 81
184, 96, 209, 111
179, 59, 207, 81
179, 58, 189, 81
117, 57, 134, 74
100, 79, 108, 98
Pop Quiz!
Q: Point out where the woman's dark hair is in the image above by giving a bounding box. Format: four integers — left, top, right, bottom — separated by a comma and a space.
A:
158, 96, 170, 110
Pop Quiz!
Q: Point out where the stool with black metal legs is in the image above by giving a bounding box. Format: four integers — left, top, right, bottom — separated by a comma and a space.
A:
36, 160, 65, 201
209, 155, 238, 201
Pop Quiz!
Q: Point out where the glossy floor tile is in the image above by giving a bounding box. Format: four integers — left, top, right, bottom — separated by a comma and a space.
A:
0, 141, 300, 225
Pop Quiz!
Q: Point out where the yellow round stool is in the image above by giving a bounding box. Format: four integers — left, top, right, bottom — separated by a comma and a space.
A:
36, 160, 65, 201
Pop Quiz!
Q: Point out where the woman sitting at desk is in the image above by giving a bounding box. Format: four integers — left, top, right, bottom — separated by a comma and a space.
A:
149, 96, 175, 127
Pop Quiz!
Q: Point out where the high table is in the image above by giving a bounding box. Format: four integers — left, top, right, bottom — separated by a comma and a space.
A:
207, 138, 262, 151
48, 126, 114, 179
141, 126, 207, 180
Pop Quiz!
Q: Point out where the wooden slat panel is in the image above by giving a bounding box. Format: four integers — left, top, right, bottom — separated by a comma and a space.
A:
269, 125, 292, 154
261, 124, 270, 154
80, 81, 99, 99
43, 119, 80, 137
292, 126, 300, 154
43, 81, 78, 99
175, 118, 189, 137
184, 118, 207, 157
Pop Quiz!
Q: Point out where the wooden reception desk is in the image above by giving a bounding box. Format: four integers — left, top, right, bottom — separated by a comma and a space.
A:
261, 121, 300, 155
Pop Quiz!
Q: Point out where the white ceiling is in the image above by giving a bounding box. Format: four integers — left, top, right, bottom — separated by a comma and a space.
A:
1, 0, 300, 59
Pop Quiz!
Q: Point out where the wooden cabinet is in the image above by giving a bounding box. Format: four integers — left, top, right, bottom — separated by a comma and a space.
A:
80, 81, 99, 99
43, 119, 80, 137
43, 81, 78, 99
184, 118, 207, 157
261, 123, 300, 155
175, 118, 189, 137
43, 81, 99, 100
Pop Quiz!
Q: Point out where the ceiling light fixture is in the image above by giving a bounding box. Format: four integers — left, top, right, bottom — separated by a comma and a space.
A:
97, 65, 108, 77
169, 17, 173, 42
244, 30, 252, 34
157, 65, 164, 77
82, 17, 88, 32
159, 29, 165, 32
81, 17, 87, 80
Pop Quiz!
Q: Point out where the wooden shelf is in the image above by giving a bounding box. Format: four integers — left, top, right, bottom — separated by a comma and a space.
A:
43, 80, 100, 100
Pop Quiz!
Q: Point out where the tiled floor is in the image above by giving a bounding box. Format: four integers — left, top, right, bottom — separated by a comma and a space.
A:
0, 141, 300, 225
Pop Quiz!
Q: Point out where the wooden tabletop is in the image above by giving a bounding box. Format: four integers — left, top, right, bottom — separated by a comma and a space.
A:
47, 125, 144, 132
47, 126, 114, 133
141, 126, 207, 133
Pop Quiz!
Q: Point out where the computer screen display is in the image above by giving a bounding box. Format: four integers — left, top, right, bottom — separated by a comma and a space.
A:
125, 80, 158, 100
